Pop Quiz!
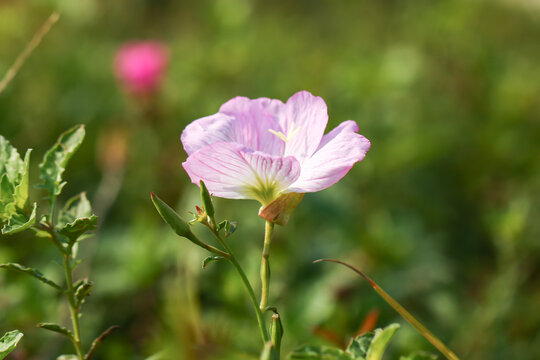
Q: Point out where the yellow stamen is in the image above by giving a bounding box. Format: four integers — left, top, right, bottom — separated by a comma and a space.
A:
268, 122, 301, 143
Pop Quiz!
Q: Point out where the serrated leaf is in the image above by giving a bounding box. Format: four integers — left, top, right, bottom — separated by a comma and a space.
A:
74, 279, 93, 305
202, 256, 225, 268
0, 330, 23, 359
38, 125, 85, 201
365, 324, 400, 360
57, 193, 92, 228
288, 345, 353, 360
1, 202, 37, 235
58, 215, 98, 243
37, 323, 73, 339
399, 351, 438, 360
0, 262, 63, 291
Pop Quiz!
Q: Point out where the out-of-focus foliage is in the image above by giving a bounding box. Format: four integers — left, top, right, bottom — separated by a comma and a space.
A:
0, 0, 539, 359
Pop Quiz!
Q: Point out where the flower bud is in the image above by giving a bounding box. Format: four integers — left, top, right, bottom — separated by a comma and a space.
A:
199, 181, 215, 219
151, 192, 195, 241
270, 313, 283, 354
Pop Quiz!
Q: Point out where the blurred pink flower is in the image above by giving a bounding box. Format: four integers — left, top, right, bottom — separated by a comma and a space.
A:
114, 41, 169, 95
181, 91, 371, 206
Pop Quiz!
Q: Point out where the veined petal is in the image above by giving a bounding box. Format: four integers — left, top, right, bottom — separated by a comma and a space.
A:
181, 113, 235, 156
183, 142, 300, 204
281, 91, 328, 162
220, 97, 285, 156
288, 120, 371, 193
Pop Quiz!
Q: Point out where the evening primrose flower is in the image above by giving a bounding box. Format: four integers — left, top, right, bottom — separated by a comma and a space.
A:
181, 91, 371, 209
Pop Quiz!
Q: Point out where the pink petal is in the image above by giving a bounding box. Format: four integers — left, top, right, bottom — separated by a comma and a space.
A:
181, 113, 235, 156
281, 91, 328, 162
288, 120, 371, 192
183, 142, 300, 202
220, 97, 285, 156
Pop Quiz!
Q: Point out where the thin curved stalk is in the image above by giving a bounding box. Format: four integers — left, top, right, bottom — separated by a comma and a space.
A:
210, 229, 270, 344
314, 258, 460, 360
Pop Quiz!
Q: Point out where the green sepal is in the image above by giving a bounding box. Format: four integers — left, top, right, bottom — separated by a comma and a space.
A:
37, 323, 73, 339
0, 262, 63, 291
259, 192, 304, 226
399, 351, 438, 360
199, 180, 215, 219
1, 202, 37, 235
37, 125, 85, 203
0, 330, 23, 360
288, 345, 352, 360
202, 256, 225, 269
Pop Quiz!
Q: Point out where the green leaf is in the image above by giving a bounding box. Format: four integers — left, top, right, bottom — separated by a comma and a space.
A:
288, 345, 353, 360
13, 149, 31, 209
38, 125, 85, 201
399, 351, 438, 360
0, 135, 25, 185
0, 262, 63, 291
58, 215, 98, 244
1, 202, 37, 235
225, 221, 237, 237
347, 332, 374, 359
0, 174, 16, 220
74, 279, 93, 306
365, 324, 400, 360
0, 330, 23, 360
202, 256, 225, 268
57, 192, 92, 227
37, 323, 73, 339
217, 220, 237, 237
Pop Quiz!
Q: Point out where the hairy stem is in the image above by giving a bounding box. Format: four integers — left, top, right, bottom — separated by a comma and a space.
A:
62, 254, 84, 360
210, 228, 270, 344
259, 221, 274, 311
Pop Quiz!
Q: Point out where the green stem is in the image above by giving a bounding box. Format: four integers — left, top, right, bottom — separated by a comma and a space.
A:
210, 229, 270, 344
62, 254, 84, 360
259, 221, 274, 311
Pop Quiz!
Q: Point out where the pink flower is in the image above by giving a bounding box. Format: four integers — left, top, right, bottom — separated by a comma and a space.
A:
181, 91, 371, 206
113, 41, 169, 95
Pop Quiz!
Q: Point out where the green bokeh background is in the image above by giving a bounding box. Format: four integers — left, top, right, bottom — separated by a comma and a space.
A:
1, 0, 539, 359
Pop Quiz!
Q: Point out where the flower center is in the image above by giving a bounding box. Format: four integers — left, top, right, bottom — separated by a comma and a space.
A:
268, 122, 301, 143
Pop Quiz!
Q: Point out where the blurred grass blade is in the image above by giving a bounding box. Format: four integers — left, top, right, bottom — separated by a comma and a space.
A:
313, 258, 460, 360
0, 12, 59, 95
